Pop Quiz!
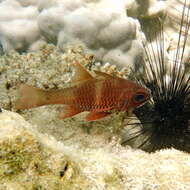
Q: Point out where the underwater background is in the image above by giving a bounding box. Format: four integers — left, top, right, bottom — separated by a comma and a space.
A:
0, 0, 190, 189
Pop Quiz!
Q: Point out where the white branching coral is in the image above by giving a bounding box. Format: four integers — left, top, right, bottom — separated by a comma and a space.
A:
0, 0, 40, 52
126, 0, 166, 18
38, 0, 144, 67
0, 0, 145, 68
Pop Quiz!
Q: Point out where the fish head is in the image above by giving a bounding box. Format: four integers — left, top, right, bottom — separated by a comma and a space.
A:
130, 86, 151, 108
118, 81, 151, 111
131, 88, 150, 108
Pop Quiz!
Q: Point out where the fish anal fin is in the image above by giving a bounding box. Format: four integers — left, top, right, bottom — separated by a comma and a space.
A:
94, 70, 113, 79
71, 62, 93, 83
86, 112, 111, 121
58, 105, 82, 119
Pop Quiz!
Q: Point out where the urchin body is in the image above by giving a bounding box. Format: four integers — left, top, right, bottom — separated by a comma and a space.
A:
122, 0, 190, 152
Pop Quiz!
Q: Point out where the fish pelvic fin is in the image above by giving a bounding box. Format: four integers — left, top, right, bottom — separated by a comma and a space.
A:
86, 112, 111, 121
15, 84, 47, 110
71, 62, 93, 83
58, 105, 82, 119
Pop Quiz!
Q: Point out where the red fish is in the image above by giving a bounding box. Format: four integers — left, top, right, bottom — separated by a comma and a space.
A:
15, 63, 150, 121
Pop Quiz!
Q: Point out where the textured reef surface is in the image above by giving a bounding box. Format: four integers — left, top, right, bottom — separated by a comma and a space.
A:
0, 44, 189, 189
0, 0, 190, 189
1, 110, 190, 190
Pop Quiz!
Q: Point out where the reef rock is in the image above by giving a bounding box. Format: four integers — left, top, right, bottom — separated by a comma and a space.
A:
0, 110, 190, 190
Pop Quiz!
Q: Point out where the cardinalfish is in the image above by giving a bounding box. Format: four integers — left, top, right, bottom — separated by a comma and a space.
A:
15, 63, 150, 121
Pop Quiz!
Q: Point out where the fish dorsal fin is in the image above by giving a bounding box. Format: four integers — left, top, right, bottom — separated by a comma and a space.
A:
94, 70, 114, 79
71, 62, 93, 82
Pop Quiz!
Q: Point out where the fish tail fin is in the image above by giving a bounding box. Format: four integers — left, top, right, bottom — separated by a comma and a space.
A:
15, 84, 47, 110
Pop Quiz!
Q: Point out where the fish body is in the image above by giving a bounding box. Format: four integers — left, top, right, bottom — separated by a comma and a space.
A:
15, 63, 150, 121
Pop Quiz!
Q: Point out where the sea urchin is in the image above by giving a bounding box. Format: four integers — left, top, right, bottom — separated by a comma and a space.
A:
122, 0, 190, 153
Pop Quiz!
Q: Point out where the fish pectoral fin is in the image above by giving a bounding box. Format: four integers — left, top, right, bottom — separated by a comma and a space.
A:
86, 112, 111, 121
71, 62, 93, 83
94, 70, 114, 79
58, 105, 82, 120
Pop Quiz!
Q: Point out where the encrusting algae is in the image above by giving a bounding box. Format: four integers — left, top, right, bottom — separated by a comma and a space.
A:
0, 110, 93, 190
15, 62, 150, 121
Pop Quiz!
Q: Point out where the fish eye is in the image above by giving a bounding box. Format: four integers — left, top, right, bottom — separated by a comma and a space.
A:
134, 94, 145, 103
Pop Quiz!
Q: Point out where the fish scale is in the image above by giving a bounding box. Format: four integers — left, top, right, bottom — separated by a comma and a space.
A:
15, 62, 150, 121
74, 81, 96, 111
